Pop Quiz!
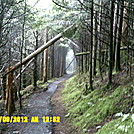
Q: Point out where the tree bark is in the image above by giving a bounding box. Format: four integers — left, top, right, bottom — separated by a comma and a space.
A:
6, 68, 16, 115
89, 0, 94, 91
113, 1, 119, 68
1, 74, 6, 100
33, 31, 39, 90
51, 45, 55, 78
115, 0, 124, 72
108, 0, 114, 85
93, 11, 98, 76
98, 0, 103, 80
43, 28, 48, 82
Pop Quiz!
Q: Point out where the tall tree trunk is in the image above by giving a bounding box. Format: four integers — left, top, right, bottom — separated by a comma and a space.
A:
129, 2, 133, 77
1, 72, 6, 100
115, 0, 124, 72
22, 47, 27, 88
98, 0, 103, 80
43, 27, 48, 82
33, 31, 39, 90
6, 68, 16, 115
60, 56, 63, 76
18, 0, 27, 109
51, 45, 54, 78
93, 11, 98, 76
108, 0, 114, 85
0, 2, 4, 48
81, 36, 84, 73
89, 0, 94, 91
113, 1, 119, 68
41, 52, 44, 80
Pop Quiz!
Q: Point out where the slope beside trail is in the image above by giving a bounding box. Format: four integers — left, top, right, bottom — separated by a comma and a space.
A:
1, 74, 73, 134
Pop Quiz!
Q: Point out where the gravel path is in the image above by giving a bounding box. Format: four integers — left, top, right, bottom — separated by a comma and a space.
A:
1, 74, 73, 134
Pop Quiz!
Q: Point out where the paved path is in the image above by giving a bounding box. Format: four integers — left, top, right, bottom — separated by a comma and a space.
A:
1, 74, 73, 134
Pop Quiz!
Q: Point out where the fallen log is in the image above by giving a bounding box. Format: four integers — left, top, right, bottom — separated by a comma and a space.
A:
2, 25, 75, 77
15, 59, 34, 80
75, 51, 90, 56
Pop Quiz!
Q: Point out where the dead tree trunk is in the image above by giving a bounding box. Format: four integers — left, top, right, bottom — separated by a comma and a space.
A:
3, 25, 75, 76
5, 67, 16, 115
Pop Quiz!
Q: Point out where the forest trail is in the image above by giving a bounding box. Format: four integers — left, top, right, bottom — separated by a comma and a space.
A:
1, 74, 73, 134
51, 78, 79, 134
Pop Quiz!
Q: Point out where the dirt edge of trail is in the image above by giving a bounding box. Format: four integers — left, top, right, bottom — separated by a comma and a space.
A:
51, 81, 79, 134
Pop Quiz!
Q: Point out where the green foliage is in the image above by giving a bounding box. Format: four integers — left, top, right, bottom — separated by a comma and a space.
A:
37, 80, 48, 89
48, 78, 59, 83
96, 115, 134, 134
29, 12, 46, 30
63, 25, 77, 38
62, 74, 134, 133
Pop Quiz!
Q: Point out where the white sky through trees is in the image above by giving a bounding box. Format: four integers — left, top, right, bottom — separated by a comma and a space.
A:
28, 0, 52, 9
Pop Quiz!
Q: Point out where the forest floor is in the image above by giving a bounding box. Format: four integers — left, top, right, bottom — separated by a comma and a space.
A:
51, 81, 79, 134
60, 70, 134, 134
0, 74, 73, 134
1, 71, 133, 134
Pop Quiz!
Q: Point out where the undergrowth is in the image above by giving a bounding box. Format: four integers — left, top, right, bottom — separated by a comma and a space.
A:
97, 114, 134, 134
62, 73, 134, 134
